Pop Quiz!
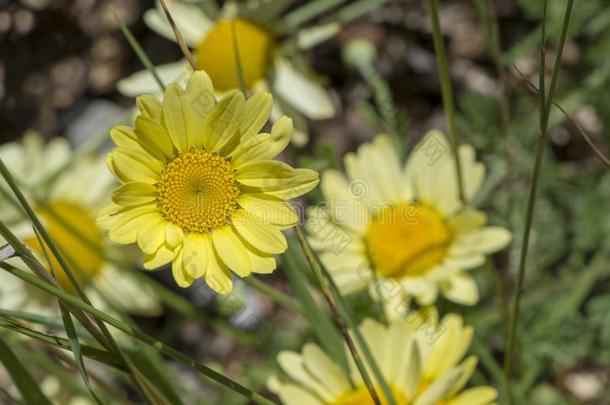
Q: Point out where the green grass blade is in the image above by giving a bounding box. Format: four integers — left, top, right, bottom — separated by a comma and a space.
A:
231, 20, 247, 95
0, 334, 53, 405
127, 346, 186, 405
294, 227, 395, 405
322, 0, 392, 25
59, 303, 103, 404
282, 238, 350, 374
503, 1, 575, 403
0, 262, 275, 405
427, 0, 466, 203
284, 0, 348, 29
115, 12, 166, 92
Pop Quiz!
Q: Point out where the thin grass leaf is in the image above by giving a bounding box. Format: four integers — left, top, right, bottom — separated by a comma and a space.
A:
127, 346, 186, 405
427, 0, 466, 203
0, 321, 125, 370
59, 303, 103, 404
231, 20, 248, 95
282, 239, 350, 374
503, 1, 575, 404
242, 276, 303, 315
158, 0, 197, 69
322, 0, 392, 25
0, 262, 275, 405
284, 0, 348, 29
0, 334, 52, 405
294, 227, 394, 405
115, 11, 166, 92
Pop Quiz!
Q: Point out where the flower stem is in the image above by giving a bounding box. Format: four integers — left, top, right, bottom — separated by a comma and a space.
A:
295, 225, 396, 405
0, 262, 276, 405
242, 276, 304, 315
427, 0, 466, 203
503, 1, 575, 403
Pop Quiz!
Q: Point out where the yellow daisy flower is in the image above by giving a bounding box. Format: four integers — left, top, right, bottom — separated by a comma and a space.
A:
0, 132, 161, 315
99, 71, 319, 294
306, 132, 511, 311
118, 0, 341, 145
268, 313, 498, 405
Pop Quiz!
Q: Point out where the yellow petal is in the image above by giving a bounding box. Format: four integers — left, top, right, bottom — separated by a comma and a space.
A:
240, 92, 272, 139
231, 116, 292, 167
135, 115, 175, 159
108, 205, 161, 244
136, 94, 162, 121
182, 233, 211, 278
232, 210, 287, 254
109, 149, 162, 184
112, 182, 158, 206
182, 70, 216, 149
162, 82, 189, 152
144, 243, 176, 270
205, 249, 233, 293
172, 249, 194, 287
235, 160, 319, 199
212, 225, 252, 277
237, 193, 298, 227
137, 219, 167, 254
203, 90, 245, 154
165, 223, 184, 248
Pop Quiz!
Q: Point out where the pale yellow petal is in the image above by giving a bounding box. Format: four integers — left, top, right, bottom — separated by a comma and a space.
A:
237, 193, 298, 227
446, 386, 497, 405
236, 160, 319, 199
172, 249, 194, 287
204, 90, 245, 154
440, 273, 479, 305
165, 223, 184, 248
143, 243, 176, 270
240, 92, 272, 139
212, 225, 252, 277
231, 116, 292, 166
277, 351, 335, 401
231, 210, 287, 255
183, 233, 211, 278
112, 182, 158, 206
205, 249, 233, 294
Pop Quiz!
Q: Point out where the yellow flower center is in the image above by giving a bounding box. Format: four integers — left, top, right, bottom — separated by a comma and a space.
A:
157, 149, 240, 233
24, 201, 104, 290
333, 385, 409, 405
194, 18, 276, 91
365, 203, 452, 279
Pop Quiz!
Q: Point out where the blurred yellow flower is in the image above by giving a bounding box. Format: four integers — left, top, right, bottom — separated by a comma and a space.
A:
268, 313, 497, 405
99, 71, 318, 293
118, 0, 340, 145
194, 18, 275, 91
307, 132, 511, 313
0, 132, 161, 315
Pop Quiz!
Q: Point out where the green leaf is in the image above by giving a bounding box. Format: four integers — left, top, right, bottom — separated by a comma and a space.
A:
281, 238, 348, 372
59, 303, 103, 404
0, 334, 52, 405
126, 346, 185, 405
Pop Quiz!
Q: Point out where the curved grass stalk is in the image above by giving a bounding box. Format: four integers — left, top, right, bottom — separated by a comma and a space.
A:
503, 1, 575, 403
427, 0, 466, 203
0, 262, 276, 405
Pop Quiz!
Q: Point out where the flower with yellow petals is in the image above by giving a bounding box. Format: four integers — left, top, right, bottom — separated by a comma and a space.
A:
268, 313, 498, 405
0, 132, 161, 315
306, 132, 511, 313
118, 0, 344, 145
99, 71, 319, 293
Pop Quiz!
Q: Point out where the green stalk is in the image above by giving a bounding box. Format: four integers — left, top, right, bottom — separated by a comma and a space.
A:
0, 262, 276, 405
473, 0, 514, 225
242, 276, 304, 315
115, 12, 166, 92
427, 0, 466, 203
295, 226, 395, 405
231, 20, 247, 95
503, 1, 574, 403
